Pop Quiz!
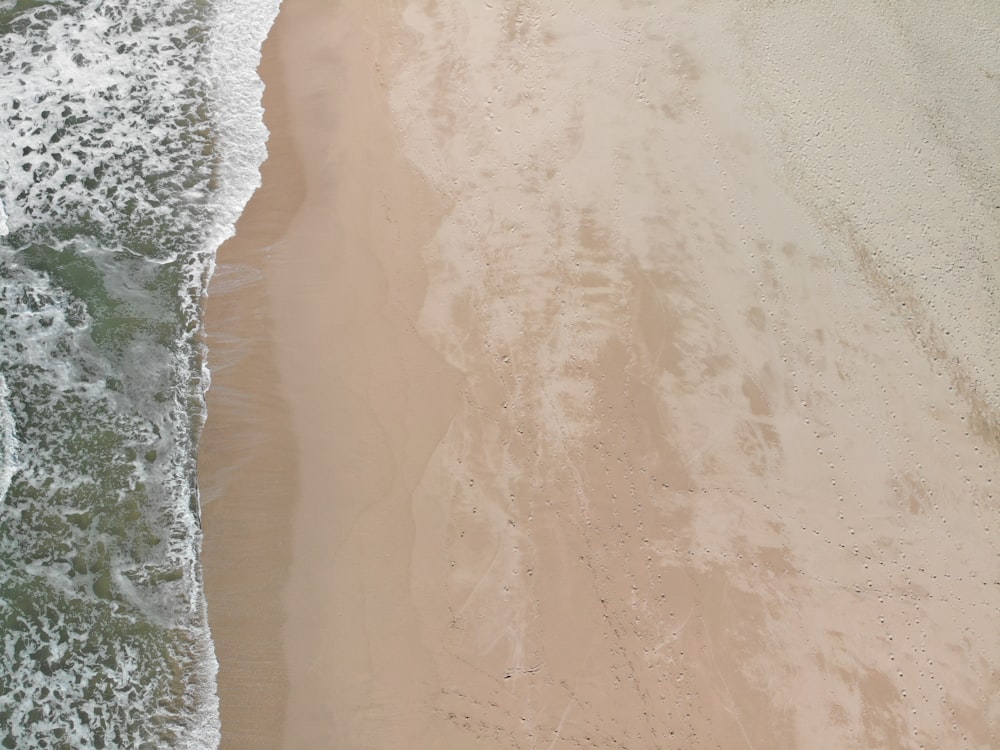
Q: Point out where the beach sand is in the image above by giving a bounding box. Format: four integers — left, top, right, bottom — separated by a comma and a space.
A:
201, 1, 1000, 748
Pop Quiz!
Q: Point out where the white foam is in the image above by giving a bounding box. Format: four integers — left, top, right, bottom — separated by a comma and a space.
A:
0, 0, 214, 253
0, 196, 8, 237
202, 0, 283, 256
0, 372, 19, 506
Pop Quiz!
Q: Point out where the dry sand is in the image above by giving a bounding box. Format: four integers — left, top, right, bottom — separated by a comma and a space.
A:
201, 1, 1000, 748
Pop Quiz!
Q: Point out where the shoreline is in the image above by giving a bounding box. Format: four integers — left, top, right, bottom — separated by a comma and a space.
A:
199, 2, 300, 746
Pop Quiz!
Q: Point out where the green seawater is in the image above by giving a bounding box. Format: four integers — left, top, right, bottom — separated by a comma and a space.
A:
0, 0, 245, 745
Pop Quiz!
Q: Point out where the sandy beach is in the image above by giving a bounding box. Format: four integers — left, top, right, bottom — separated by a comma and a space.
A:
201, 1, 1000, 748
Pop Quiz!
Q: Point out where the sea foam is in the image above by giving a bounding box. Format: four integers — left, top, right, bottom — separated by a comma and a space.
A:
0, 0, 280, 746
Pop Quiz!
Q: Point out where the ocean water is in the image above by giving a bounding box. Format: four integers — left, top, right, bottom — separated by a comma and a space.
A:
0, 0, 278, 746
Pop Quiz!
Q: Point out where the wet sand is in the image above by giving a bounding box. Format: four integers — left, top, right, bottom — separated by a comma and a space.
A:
202, 1, 1000, 748
198, 4, 300, 745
